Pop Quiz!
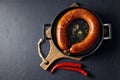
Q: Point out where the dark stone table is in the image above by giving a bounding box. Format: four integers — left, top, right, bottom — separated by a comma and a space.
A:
0, 0, 119, 80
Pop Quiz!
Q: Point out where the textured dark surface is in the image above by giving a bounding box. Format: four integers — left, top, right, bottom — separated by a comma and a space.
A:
0, 0, 120, 80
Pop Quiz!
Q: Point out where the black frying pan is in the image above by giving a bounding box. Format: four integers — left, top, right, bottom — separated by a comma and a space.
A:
44, 6, 110, 57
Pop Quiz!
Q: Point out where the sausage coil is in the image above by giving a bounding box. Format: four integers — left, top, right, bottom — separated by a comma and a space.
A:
56, 8, 100, 54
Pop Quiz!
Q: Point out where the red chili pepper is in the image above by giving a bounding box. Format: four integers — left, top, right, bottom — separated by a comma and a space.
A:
58, 67, 88, 76
50, 62, 82, 73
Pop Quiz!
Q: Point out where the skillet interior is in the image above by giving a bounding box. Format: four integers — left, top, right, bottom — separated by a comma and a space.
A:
51, 7, 103, 57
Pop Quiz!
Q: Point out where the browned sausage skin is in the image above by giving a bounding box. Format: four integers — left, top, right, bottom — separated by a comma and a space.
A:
56, 8, 100, 54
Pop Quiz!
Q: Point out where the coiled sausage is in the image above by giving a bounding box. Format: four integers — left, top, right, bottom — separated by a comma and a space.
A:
56, 8, 100, 54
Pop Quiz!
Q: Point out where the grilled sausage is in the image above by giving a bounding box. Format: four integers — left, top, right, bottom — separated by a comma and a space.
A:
56, 8, 100, 54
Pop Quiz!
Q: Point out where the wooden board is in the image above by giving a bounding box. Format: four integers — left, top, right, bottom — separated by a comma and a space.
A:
40, 27, 83, 70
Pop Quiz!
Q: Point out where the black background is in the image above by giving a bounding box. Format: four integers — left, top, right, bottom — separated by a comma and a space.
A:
0, 0, 120, 80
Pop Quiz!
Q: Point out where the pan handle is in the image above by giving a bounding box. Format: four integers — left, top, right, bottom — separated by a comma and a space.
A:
103, 24, 112, 40
37, 24, 51, 64
43, 24, 51, 39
